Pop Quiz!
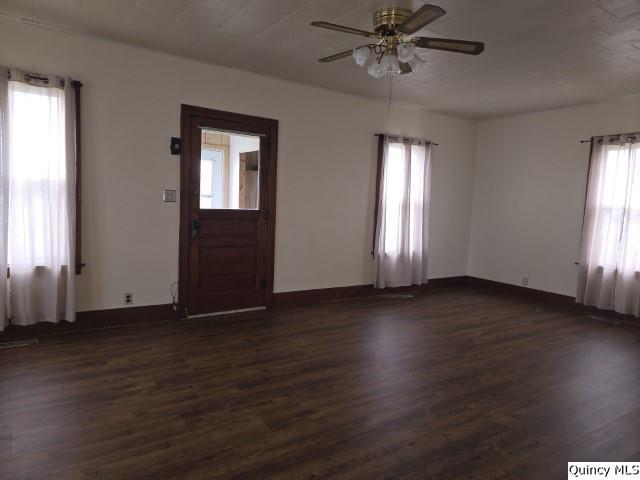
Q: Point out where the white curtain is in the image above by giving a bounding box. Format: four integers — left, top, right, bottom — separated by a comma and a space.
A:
374, 135, 432, 288
0, 67, 8, 331
0, 69, 76, 329
577, 134, 640, 316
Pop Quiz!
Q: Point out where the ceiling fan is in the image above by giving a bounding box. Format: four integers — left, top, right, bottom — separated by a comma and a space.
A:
311, 4, 484, 78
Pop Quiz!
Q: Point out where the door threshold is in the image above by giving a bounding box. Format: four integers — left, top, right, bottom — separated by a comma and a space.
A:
187, 306, 266, 319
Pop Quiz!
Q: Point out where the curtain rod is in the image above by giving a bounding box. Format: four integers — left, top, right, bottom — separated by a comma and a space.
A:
579, 132, 638, 144
6, 70, 82, 87
374, 133, 439, 146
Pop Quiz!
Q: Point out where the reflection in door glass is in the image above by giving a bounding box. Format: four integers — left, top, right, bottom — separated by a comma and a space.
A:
199, 129, 260, 210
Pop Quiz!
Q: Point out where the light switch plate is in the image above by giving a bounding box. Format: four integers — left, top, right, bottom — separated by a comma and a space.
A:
162, 189, 177, 202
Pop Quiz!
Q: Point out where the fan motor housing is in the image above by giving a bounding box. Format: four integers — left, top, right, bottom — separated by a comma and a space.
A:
373, 7, 412, 34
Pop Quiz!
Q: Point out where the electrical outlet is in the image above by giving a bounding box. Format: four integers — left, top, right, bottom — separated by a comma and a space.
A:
522, 277, 529, 287
124, 293, 133, 305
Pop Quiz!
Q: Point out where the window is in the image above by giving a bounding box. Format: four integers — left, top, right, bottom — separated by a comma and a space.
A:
198, 129, 260, 210
577, 134, 640, 316
0, 68, 82, 329
593, 143, 640, 268
381, 142, 407, 256
9, 80, 68, 267
200, 148, 225, 209
372, 134, 433, 288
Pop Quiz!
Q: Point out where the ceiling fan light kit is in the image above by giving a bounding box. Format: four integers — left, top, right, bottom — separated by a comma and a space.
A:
312, 3, 484, 79
408, 54, 427, 73
381, 52, 401, 75
353, 46, 371, 67
397, 42, 417, 62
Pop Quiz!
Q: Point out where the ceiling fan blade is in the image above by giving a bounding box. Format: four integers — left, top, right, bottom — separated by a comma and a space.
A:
415, 37, 485, 55
318, 49, 354, 63
311, 21, 377, 39
397, 4, 446, 34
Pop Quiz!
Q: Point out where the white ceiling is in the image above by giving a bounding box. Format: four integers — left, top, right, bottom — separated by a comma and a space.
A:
1, 0, 640, 118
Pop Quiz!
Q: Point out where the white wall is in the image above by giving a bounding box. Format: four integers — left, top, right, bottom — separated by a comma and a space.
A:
469, 96, 640, 296
0, 17, 477, 312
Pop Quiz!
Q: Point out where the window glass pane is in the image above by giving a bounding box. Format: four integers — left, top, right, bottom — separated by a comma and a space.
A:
199, 129, 260, 210
200, 159, 213, 197
200, 196, 213, 209
7, 80, 68, 267
602, 146, 629, 209
383, 143, 406, 256
593, 143, 640, 269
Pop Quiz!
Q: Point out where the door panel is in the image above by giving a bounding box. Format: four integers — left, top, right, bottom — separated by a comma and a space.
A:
199, 219, 257, 236
199, 262, 257, 275
200, 246, 257, 265
179, 106, 277, 316
199, 237, 257, 248
199, 273, 256, 291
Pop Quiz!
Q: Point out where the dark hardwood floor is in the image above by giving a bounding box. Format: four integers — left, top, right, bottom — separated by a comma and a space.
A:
1, 287, 639, 479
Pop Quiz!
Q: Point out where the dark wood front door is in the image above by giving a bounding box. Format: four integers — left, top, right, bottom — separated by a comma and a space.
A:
179, 105, 278, 316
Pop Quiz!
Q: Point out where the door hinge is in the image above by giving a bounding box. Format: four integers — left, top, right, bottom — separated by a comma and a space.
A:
260, 277, 267, 289
263, 209, 271, 221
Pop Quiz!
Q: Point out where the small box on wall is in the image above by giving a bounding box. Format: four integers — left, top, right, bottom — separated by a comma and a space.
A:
162, 190, 177, 202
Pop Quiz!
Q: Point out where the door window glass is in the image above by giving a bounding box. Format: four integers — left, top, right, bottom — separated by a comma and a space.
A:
199, 129, 260, 210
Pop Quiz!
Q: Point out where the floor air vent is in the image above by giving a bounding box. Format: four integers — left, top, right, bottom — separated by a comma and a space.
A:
0, 338, 39, 349
390, 294, 415, 299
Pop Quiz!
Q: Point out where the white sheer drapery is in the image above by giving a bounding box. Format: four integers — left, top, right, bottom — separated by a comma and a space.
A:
577, 134, 640, 316
0, 67, 8, 331
0, 69, 76, 329
374, 134, 432, 288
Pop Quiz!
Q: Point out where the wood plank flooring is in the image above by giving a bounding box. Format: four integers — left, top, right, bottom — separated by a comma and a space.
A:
1, 287, 639, 479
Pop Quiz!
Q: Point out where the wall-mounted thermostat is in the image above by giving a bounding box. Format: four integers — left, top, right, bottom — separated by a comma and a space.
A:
162, 189, 177, 202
